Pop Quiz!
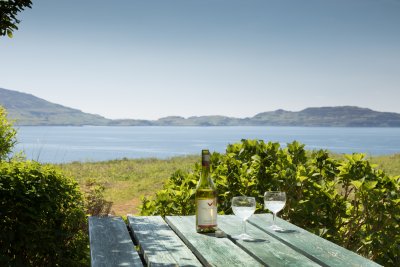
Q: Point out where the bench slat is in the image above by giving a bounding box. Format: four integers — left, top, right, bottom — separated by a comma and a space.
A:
89, 216, 143, 267
165, 215, 263, 267
128, 216, 203, 267
217, 215, 320, 266
249, 214, 381, 267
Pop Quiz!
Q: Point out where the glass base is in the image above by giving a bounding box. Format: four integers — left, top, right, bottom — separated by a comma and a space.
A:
232, 233, 255, 241
269, 224, 285, 232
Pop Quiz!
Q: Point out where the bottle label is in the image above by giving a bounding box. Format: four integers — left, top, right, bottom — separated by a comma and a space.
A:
197, 198, 217, 227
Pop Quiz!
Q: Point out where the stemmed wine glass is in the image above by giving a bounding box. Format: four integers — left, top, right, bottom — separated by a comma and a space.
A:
264, 191, 286, 231
231, 196, 256, 240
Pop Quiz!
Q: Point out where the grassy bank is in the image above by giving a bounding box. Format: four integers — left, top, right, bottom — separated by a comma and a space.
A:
58, 156, 198, 215
368, 153, 400, 176
56, 153, 400, 216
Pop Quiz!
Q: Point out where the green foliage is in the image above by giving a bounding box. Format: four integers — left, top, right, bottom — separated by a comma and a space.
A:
140, 139, 400, 266
0, 161, 89, 266
141, 169, 198, 216
369, 153, 400, 177
0, 0, 32, 38
0, 106, 17, 161
83, 178, 112, 216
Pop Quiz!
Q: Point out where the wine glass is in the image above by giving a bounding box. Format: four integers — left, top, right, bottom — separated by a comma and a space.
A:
231, 196, 256, 240
264, 191, 286, 231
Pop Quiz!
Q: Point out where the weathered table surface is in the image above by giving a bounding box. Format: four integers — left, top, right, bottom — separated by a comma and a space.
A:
89, 214, 381, 267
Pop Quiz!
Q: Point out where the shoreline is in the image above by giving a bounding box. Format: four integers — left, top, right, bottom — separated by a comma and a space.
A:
24, 152, 400, 166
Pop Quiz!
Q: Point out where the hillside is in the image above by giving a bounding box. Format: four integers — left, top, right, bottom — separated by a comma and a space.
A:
0, 88, 111, 126
252, 107, 400, 127
1, 87, 400, 126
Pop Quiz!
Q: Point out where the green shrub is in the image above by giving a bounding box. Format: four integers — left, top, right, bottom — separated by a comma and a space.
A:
83, 178, 112, 216
140, 139, 400, 266
0, 106, 17, 161
0, 161, 89, 266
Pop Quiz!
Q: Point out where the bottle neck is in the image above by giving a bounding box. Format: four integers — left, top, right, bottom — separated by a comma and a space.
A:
198, 162, 215, 189
201, 152, 210, 177
201, 164, 210, 179
198, 150, 215, 189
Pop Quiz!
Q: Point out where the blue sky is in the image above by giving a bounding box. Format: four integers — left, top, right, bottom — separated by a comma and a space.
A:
1, 0, 399, 120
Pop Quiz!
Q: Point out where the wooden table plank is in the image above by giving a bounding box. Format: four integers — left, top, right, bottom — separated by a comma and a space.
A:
217, 215, 321, 267
89, 216, 143, 267
166, 215, 264, 267
249, 214, 381, 267
128, 216, 203, 267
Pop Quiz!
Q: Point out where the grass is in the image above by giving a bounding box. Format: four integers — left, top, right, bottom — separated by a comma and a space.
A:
57, 155, 198, 215
56, 153, 400, 216
368, 154, 400, 177
328, 153, 400, 177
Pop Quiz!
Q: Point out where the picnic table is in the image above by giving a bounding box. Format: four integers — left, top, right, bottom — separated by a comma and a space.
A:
89, 214, 381, 267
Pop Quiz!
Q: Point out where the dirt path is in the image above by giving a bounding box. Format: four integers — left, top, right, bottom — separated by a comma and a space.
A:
111, 197, 142, 216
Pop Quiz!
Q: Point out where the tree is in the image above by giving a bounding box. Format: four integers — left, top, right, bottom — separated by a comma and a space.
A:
0, 106, 17, 161
0, 0, 32, 38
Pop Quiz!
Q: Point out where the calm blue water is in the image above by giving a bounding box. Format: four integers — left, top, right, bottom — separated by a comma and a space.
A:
13, 126, 400, 163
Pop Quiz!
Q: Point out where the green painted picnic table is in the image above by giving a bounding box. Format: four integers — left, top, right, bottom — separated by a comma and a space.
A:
89, 214, 381, 267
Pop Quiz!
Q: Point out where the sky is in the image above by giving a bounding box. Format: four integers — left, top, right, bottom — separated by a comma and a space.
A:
1, 0, 400, 120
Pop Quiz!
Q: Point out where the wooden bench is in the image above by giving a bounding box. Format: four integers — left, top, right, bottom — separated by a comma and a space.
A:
89, 214, 381, 267
88, 216, 143, 267
127, 216, 202, 266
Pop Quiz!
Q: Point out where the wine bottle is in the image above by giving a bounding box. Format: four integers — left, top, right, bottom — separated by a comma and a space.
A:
195, 149, 217, 233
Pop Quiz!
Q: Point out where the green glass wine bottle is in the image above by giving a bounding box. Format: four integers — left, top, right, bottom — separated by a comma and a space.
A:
195, 149, 217, 233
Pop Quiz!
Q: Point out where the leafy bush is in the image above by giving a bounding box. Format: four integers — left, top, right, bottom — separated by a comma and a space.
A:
140, 139, 400, 265
83, 178, 112, 216
0, 106, 17, 161
0, 161, 88, 266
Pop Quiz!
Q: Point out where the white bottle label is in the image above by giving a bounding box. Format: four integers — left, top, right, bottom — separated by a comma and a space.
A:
197, 199, 217, 227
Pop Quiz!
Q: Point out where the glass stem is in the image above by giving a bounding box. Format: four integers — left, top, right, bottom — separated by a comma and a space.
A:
242, 219, 247, 234
273, 212, 276, 226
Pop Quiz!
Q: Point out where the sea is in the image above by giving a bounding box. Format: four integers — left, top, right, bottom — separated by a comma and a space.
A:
13, 126, 400, 164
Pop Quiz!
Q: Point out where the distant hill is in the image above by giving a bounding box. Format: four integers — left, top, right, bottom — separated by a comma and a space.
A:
1, 87, 400, 126
0, 88, 112, 125
251, 107, 400, 127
